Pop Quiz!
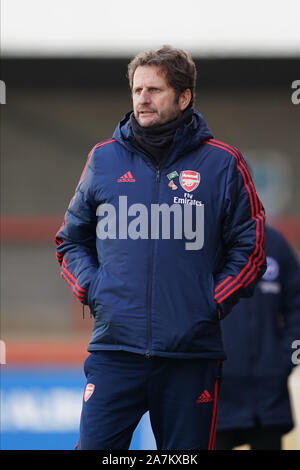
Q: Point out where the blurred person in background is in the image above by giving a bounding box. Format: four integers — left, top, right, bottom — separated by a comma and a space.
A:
55, 45, 266, 450
216, 224, 300, 450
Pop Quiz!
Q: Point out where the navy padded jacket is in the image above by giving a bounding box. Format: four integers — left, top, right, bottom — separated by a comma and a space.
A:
55, 110, 266, 359
217, 225, 300, 431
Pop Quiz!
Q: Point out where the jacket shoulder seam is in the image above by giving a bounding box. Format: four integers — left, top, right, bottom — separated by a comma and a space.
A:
203, 138, 239, 159
91, 138, 117, 156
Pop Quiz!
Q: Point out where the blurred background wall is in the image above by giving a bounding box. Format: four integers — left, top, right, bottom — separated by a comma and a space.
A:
1, 0, 300, 450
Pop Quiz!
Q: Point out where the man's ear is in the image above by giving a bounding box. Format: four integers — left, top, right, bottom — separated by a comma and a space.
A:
178, 89, 192, 111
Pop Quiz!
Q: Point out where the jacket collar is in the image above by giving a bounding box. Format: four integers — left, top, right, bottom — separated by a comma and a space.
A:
113, 109, 214, 170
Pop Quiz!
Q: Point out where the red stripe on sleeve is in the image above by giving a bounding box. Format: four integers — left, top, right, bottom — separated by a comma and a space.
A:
62, 259, 86, 294
205, 140, 265, 301
214, 276, 232, 293
61, 270, 86, 302
77, 139, 116, 189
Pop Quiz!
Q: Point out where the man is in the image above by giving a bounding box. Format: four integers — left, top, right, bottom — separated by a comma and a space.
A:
55, 45, 266, 450
216, 225, 300, 450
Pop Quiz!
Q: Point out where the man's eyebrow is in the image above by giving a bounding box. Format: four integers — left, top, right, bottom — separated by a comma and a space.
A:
133, 85, 162, 91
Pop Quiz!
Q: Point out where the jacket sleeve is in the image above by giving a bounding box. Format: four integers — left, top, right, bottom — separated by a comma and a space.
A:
55, 149, 98, 304
214, 149, 267, 318
279, 235, 300, 373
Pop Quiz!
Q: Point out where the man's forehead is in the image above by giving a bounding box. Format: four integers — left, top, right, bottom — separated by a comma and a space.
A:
132, 65, 169, 87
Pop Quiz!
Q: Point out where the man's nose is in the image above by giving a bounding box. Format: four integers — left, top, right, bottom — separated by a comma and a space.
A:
139, 89, 151, 103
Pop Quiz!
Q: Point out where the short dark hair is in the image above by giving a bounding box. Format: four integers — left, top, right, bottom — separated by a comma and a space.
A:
127, 45, 197, 108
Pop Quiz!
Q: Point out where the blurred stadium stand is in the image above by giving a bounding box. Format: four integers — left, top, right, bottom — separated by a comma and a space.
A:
1, 57, 299, 338
1, 56, 300, 449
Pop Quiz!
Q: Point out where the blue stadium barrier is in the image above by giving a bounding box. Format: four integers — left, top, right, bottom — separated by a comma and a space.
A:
1, 366, 156, 450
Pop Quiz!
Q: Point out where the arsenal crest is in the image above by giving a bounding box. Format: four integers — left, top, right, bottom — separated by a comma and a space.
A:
84, 383, 95, 402
179, 170, 200, 192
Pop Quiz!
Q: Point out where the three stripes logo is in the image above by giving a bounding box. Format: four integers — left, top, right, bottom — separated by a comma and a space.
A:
117, 171, 136, 182
196, 390, 213, 403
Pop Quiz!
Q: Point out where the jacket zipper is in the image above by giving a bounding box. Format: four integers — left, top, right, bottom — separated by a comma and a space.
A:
145, 167, 161, 358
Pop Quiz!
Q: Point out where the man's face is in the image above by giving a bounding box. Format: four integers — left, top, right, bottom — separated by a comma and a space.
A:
132, 65, 183, 128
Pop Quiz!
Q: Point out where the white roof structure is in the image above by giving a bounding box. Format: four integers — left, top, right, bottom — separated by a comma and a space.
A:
1, 0, 300, 57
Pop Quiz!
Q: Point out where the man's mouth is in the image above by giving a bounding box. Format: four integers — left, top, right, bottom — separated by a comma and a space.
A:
139, 110, 155, 116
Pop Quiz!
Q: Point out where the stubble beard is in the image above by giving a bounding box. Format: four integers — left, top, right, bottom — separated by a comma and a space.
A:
135, 102, 181, 128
